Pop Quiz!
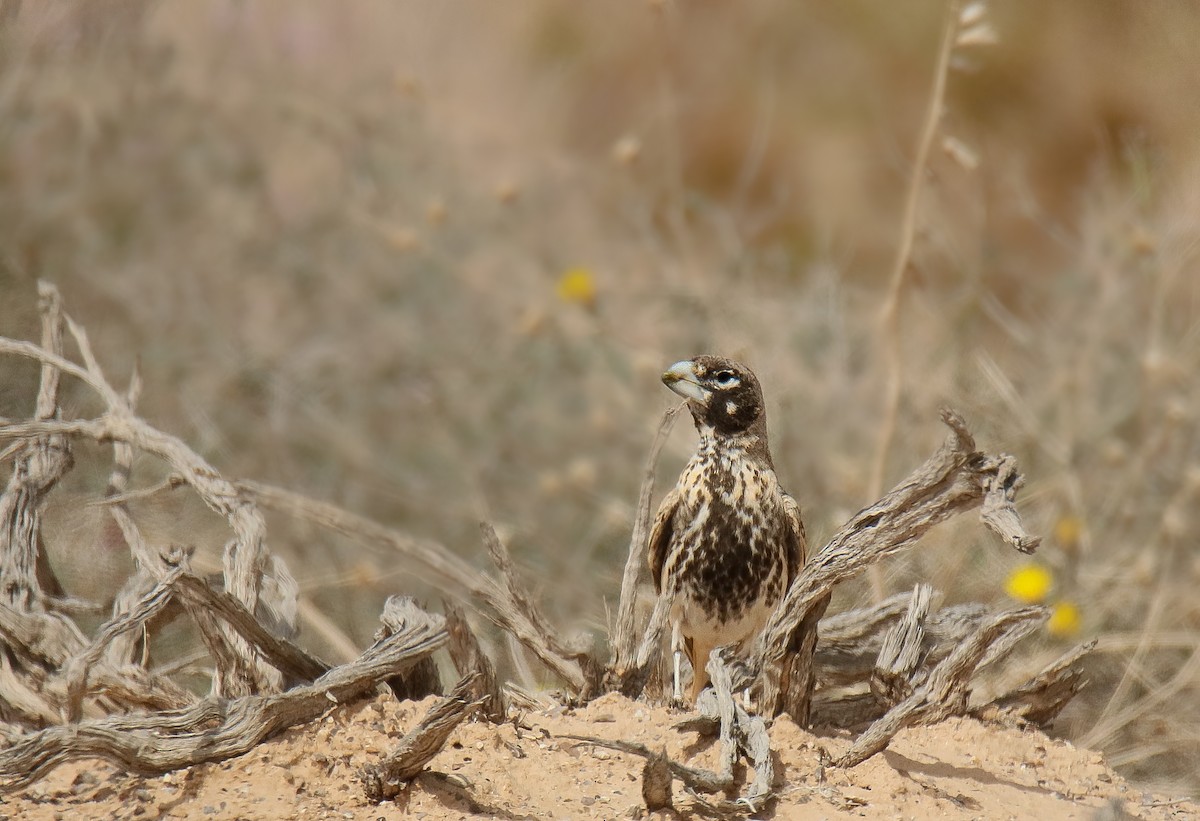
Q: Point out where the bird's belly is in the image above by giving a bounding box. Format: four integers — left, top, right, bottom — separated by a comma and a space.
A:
670, 532, 787, 648
674, 587, 777, 649
665, 453, 792, 650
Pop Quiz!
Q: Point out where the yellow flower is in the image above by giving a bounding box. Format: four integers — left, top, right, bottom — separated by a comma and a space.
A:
556, 267, 598, 308
1053, 515, 1083, 553
1047, 601, 1081, 637
1004, 563, 1053, 604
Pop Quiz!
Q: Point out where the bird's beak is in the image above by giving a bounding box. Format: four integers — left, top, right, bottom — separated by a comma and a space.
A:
662, 360, 708, 403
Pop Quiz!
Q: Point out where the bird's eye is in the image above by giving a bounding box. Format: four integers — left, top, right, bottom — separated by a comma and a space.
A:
715, 370, 736, 385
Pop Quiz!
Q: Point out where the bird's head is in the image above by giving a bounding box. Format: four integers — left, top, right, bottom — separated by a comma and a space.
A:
661, 355, 766, 438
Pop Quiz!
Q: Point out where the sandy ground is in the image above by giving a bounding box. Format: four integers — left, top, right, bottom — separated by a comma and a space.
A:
3, 692, 1195, 821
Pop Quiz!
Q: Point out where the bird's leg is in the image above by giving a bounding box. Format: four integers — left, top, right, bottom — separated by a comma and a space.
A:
669, 619, 685, 706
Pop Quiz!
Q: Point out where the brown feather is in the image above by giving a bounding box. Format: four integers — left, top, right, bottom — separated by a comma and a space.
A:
647, 486, 680, 594
780, 490, 807, 587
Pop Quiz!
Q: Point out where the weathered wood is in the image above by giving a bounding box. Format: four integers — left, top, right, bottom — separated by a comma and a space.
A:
816, 592, 917, 685
62, 562, 327, 717
172, 572, 329, 684
375, 596, 441, 701
614, 576, 674, 699
707, 651, 776, 810
708, 651, 738, 786
0, 288, 297, 697
775, 589, 831, 726
755, 408, 1040, 718
0, 282, 72, 614
563, 732, 732, 796
872, 583, 933, 704
607, 405, 680, 683
974, 640, 1096, 727
360, 674, 483, 803
811, 593, 1065, 730
479, 522, 597, 696
835, 606, 1047, 768
0, 594, 191, 726
575, 651, 778, 812
231, 479, 592, 695
444, 602, 505, 722
62, 567, 189, 722
0, 608, 447, 791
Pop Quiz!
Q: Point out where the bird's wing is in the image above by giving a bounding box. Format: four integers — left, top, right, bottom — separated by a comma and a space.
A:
780, 490, 808, 586
647, 486, 680, 594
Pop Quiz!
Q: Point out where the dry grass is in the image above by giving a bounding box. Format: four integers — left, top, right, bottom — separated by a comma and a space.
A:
2, 0, 1200, 796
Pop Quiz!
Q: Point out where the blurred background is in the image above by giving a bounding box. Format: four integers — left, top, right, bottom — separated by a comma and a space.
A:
2, 0, 1199, 796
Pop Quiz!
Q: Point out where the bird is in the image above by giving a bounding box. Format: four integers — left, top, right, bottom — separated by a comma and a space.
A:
648, 355, 806, 704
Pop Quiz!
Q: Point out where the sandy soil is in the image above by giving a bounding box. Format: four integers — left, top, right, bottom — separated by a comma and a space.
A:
3, 692, 1195, 821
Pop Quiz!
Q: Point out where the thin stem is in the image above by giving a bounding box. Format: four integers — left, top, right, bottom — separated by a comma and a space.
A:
866, 0, 961, 601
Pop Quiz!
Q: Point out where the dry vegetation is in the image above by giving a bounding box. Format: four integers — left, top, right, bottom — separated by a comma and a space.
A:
1, 0, 1200, 807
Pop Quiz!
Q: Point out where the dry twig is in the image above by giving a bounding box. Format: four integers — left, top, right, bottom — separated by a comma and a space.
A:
235, 480, 590, 693
444, 602, 505, 722
974, 639, 1097, 727
755, 408, 1039, 718
867, 0, 962, 601
0, 285, 297, 696
360, 674, 484, 803
375, 595, 442, 701
608, 405, 681, 680
871, 583, 934, 705
0, 605, 447, 791
836, 605, 1046, 768
570, 651, 777, 813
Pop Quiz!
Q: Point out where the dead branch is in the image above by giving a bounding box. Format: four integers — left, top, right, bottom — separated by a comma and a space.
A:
562, 733, 732, 796
0, 606, 448, 791
375, 596, 442, 701
97, 371, 205, 676
572, 651, 778, 814
608, 405, 680, 679
815, 591, 919, 686
0, 282, 72, 614
707, 652, 738, 788
835, 605, 1047, 768
61, 566, 188, 722
871, 583, 933, 704
612, 576, 674, 699
444, 602, 505, 722
0, 286, 296, 696
56, 558, 328, 721
973, 639, 1096, 727
0, 602, 87, 724
810, 592, 1062, 729
233, 479, 589, 694
55, 561, 326, 724
360, 674, 483, 803
60, 316, 286, 677
478, 522, 597, 694
755, 408, 1040, 718
705, 652, 776, 810
170, 572, 329, 684
774, 588, 830, 726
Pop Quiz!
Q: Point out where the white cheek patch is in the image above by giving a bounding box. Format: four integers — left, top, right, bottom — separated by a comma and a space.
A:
726, 401, 738, 416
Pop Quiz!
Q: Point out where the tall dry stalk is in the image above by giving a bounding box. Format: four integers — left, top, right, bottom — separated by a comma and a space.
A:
867, 0, 977, 600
